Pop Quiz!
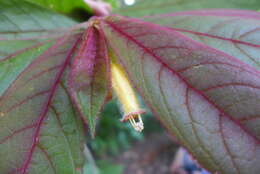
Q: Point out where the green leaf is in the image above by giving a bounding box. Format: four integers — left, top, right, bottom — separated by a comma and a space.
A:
97, 160, 123, 174
100, 14, 260, 174
26, 0, 92, 15
0, 0, 86, 173
68, 26, 110, 137
115, 0, 260, 17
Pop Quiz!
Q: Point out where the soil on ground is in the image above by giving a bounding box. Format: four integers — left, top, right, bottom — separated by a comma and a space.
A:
114, 132, 179, 174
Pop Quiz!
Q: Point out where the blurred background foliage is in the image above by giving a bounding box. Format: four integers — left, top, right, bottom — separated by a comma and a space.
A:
86, 99, 164, 174
89, 99, 164, 155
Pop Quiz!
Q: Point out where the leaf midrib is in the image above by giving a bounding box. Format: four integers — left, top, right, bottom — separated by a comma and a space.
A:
18, 36, 81, 174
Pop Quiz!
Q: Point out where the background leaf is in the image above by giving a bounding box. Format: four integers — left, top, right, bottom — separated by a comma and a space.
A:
69, 26, 110, 137
115, 0, 260, 17
0, 0, 86, 173
100, 14, 260, 174
26, 0, 92, 17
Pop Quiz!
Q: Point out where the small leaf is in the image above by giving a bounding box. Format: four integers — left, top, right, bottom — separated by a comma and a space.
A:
69, 25, 110, 137
100, 14, 260, 174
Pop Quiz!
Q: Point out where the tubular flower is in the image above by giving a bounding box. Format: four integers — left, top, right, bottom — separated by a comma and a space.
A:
111, 62, 145, 132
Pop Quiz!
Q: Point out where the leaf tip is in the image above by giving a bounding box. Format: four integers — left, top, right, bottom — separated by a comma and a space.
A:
88, 118, 98, 138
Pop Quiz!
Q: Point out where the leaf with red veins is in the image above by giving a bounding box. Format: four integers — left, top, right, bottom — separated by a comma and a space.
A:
100, 15, 260, 174
142, 9, 260, 69
115, 0, 260, 17
0, 32, 85, 174
68, 25, 110, 137
0, 0, 86, 173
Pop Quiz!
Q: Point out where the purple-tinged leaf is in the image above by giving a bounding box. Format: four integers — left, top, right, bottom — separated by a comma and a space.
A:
142, 9, 260, 69
69, 25, 110, 137
0, 0, 86, 173
115, 0, 260, 17
0, 31, 85, 174
100, 15, 260, 174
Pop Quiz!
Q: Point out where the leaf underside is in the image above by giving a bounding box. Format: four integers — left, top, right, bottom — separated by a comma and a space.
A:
0, 0, 86, 173
115, 0, 260, 17
142, 9, 260, 69
100, 13, 260, 174
69, 26, 110, 137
